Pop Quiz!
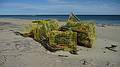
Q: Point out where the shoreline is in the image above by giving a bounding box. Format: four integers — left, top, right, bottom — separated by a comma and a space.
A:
0, 18, 120, 25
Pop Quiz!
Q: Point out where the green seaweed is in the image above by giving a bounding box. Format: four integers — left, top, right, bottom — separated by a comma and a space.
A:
48, 31, 77, 51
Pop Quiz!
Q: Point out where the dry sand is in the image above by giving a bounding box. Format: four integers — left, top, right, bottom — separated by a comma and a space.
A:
0, 18, 120, 67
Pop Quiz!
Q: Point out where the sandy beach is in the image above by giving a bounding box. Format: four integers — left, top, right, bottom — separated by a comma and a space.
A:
0, 18, 120, 67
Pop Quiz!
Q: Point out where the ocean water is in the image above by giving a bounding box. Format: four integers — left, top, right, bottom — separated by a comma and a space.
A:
0, 15, 120, 24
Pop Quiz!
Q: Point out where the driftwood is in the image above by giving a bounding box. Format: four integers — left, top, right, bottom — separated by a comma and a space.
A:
105, 45, 117, 52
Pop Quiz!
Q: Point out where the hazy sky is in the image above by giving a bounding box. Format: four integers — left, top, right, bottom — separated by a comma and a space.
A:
0, 0, 120, 15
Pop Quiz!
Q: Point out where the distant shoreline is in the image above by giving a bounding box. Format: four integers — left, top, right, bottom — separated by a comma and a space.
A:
0, 18, 120, 26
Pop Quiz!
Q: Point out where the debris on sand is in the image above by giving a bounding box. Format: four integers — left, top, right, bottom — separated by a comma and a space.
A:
105, 45, 117, 52
58, 55, 68, 57
80, 59, 89, 65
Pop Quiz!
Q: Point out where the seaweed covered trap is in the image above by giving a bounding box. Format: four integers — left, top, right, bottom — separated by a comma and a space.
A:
48, 30, 77, 52
20, 13, 96, 54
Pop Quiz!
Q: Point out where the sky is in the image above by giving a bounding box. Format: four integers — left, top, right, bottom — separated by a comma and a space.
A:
0, 0, 120, 15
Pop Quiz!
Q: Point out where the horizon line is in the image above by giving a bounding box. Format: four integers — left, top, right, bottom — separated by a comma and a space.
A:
0, 14, 120, 15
